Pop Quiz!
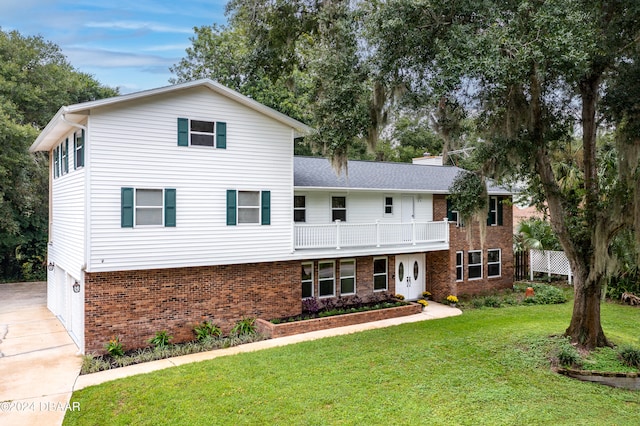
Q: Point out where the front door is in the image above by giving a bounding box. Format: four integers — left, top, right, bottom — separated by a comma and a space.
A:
395, 254, 425, 300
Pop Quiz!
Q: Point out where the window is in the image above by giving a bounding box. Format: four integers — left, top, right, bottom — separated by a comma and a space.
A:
74, 130, 85, 169
340, 259, 356, 295
301, 262, 314, 298
446, 198, 462, 226
226, 190, 270, 226
456, 251, 464, 281
61, 138, 69, 175
121, 188, 176, 228
384, 196, 393, 215
468, 250, 482, 279
488, 249, 501, 278
373, 257, 388, 291
177, 118, 226, 149
487, 196, 504, 226
318, 261, 335, 297
332, 196, 346, 222
294, 195, 306, 222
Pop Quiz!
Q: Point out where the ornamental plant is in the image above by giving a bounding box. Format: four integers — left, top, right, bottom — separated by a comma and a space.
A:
417, 299, 428, 308
148, 330, 173, 349
394, 294, 405, 300
446, 295, 459, 304
105, 335, 124, 357
422, 291, 432, 299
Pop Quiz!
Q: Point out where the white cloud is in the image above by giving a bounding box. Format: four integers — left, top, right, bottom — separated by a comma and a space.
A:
85, 20, 193, 34
65, 47, 175, 69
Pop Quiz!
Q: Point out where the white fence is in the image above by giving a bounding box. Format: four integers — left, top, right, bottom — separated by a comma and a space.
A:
294, 220, 449, 250
529, 249, 572, 284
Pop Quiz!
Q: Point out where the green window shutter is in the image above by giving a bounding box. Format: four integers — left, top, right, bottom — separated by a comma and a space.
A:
177, 118, 189, 146
446, 198, 454, 221
164, 188, 176, 227
497, 197, 504, 226
216, 121, 226, 149
261, 190, 271, 225
121, 188, 134, 228
226, 190, 237, 226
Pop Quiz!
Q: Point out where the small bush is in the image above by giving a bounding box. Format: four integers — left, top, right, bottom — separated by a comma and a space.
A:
302, 297, 321, 314
522, 284, 567, 305
557, 339, 581, 367
619, 346, 640, 368
148, 330, 173, 349
231, 318, 257, 336
105, 336, 124, 357
193, 321, 222, 341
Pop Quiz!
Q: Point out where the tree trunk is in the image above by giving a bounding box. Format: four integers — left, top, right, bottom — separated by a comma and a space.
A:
565, 272, 611, 349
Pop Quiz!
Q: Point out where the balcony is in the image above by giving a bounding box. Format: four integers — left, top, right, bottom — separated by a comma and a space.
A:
294, 220, 449, 251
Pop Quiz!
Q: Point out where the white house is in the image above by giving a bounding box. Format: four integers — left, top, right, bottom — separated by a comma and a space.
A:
31, 79, 513, 353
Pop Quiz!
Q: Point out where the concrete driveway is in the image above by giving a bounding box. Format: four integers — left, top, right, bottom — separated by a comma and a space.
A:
0, 282, 81, 426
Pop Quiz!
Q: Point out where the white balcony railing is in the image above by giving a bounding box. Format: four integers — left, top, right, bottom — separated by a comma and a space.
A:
294, 220, 449, 250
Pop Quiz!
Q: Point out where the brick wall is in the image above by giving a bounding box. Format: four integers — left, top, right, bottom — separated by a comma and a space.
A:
84, 255, 396, 353
84, 261, 301, 353
433, 195, 514, 299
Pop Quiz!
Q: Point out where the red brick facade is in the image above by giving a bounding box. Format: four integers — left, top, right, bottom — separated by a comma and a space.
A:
83, 197, 513, 353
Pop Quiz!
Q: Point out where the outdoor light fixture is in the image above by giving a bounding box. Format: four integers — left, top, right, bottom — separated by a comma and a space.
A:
48, 262, 55, 271
72, 281, 81, 293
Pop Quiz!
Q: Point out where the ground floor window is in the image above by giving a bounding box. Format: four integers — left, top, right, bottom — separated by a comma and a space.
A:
318, 261, 335, 297
468, 250, 482, 279
373, 257, 388, 291
487, 249, 501, 278
301, 262, 313, 298
456, 251, 464, 281
340, 259, 356, 295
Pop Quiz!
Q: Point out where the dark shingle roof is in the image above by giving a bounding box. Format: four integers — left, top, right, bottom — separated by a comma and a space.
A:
293, 157, 511, 195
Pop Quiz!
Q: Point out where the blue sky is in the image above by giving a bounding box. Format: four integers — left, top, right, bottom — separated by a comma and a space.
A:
1, 0, 228, 93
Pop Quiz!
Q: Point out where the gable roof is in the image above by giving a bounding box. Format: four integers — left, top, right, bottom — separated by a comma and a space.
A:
294, 156, 512, 195
30, 79, 312, 152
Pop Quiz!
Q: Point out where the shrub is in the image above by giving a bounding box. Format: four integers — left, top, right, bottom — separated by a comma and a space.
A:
105, 336, 124, 357
523, 284, 567, 305
557, 339, 581, 367
231, 318, 257, 336
619, 346, 640, 368
193, 321, 222, 341
148, 330, 173, 349
302, 297, 321, 314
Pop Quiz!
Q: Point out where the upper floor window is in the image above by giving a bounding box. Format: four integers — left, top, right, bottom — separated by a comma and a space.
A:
177, 118, 226, 149
61, 138, 69, 175
121, 187, 176, 228
74, 130, 85, 169
487, 196, 504, 226
294, 195, 306, 222
332, 196, 346, 222
226, 190, 270, 226
384, 196, 393, 215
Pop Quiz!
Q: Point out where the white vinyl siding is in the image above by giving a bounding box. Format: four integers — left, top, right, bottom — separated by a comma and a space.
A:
296, 191, 433, 224
87, 86, 294, 272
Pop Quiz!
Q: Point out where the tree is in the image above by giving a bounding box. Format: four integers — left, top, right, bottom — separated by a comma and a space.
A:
0, 29, 117, 281
370, 0, 640, 349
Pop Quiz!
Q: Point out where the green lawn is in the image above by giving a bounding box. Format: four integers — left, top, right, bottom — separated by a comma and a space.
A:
64, 301, 640, 425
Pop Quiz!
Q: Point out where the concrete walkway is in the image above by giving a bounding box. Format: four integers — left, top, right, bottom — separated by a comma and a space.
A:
0, 282, 81, 426
1, 282, 462, 425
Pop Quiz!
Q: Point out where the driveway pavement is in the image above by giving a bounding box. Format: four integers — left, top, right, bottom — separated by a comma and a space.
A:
0, 282, 82, 426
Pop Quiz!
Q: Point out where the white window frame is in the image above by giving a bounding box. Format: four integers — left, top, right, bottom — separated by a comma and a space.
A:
301, 262, 314, 299
294, 195, 306, 223
488, 196, 498, 226
61, 138, 69, 175
237, 190, 261, 224
339, 259, 356, 295
468, 250, 483, 280
74, 130, 84, 169
455, 251, 464, 282
384, 196, 393, 216
135, 188, 164, 227
331, 195, 347, 222
189, 119, 216, 147
373, 257, 388, 291
487, 249, 502, 278
318, 261, 335, 298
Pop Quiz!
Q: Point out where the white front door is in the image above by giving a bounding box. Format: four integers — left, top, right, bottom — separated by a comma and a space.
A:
395, 254, 425, 300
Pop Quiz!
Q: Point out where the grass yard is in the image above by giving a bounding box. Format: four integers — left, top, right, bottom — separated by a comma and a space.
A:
64, 301, 640, 425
